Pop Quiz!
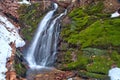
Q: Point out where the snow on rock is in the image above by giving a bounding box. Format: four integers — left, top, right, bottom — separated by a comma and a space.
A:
108, 67, 120, 80
0, 15, 25, 47
111, 11, 120, 18
18, 0, 31, 5
0, 39, 12, 80
0, 15, 25, 80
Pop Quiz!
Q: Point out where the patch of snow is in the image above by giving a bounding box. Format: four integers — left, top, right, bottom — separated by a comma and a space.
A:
0, 15, 25, 80
0, 15, 25, 47
108, 67, 120, 80
0, 39, 12, 80
18, 0, 31, 5
68, 78, 73, 80
111, 11, 120, 18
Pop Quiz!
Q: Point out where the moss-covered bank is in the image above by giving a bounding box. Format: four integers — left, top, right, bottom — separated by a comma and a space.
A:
57, 1, 120, 79
18, 2, 51, 41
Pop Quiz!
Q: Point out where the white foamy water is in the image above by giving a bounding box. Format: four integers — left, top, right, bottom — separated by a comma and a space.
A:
25, 3, 66, 69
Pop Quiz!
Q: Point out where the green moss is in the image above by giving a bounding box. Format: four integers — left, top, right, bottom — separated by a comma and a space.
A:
61, 1, 111, 47
84, 1, 104, 15
59, 0, 120, 79
61, 49, 115, 78
18, 3, 46, 41
14, 63, 27, 77
63, 51, 72, 63
82, 48, 107, 57
79, 71, 109, 79
110, 51, 120, 67
60, 48, 120, 78
86, 56, 112, 74
62, 52, 89, 70
62, 17, 120, 48
79, 19, 120, 48
68, 8, 87, 18
60, 42, 68, 51
14, 51, 27, 77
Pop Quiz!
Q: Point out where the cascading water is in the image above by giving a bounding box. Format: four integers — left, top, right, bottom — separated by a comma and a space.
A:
25, 3, 66, 69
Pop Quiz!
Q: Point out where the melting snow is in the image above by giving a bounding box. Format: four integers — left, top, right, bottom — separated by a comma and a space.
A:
111, 11, 120, 18
0, 15, 25, 80
18, 0, 31, 5
108, 67, 120, 80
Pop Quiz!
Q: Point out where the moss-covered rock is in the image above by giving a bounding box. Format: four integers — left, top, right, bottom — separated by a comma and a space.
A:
84, 1, 104, 15
18, 3, 51, 41
14, 62, 27, 77
14, 50, 27, 77
58, 1, 120, 79
61, 1, 120, 48
64, 55, 89, 70
78, 71, 110, 79
59, 49, 120, 79
79, 19, 120, 48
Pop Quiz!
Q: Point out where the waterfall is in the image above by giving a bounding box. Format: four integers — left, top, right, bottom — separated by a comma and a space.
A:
25, 3, 66, 69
